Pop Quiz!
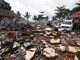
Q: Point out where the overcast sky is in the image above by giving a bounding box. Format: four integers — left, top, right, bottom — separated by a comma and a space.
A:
5, 0, 79, 17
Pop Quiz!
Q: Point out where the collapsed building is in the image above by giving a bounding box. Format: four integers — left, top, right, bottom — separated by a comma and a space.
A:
0, 8, 80, 60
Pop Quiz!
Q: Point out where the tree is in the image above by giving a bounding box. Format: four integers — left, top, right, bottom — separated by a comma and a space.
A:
52, 16, 56, 20
40, 11, 45, 15
69, 1, 80, 31
71, 1, 80, 14
75, 1, 80, 6
45, 16, 49, 20
0, 0, 11, 11
33, 11, 45, 22
33, 15, 37, 22
37, 15, 44, 21
25, 12, 31, 20
71, 7, 80, 14
38, 11, 45, 20
55, 6, 71, 20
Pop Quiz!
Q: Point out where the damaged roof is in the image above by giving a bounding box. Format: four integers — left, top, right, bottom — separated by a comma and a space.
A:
0, 8, 19, 18
69, 11, 80, 18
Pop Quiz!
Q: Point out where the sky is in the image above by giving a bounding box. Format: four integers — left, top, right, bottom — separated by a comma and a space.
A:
5, 0, 79, 18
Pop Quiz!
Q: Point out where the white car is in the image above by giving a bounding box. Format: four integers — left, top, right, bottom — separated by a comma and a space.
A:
58, 19, 73, 31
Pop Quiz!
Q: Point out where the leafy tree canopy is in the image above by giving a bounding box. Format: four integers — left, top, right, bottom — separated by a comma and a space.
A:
55, 6, 71, 20
0, 0, 11, 11
71, 1, 80, 14
25, 12, 31, 20
45, 16, 49, 20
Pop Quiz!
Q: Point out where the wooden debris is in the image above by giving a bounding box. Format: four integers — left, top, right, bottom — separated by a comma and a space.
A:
13, 42, 20, 48
76, 41, 80, 46
44, 27, 52, 31
45, 31, 51, 35
61, 38, 68, 45
41, 40, 49, 47
52, 32, 57, 36
74, 55, 79, 60
0, 18, 80, 60
41, 40, 47, 44
50, 38, 60, 44
68, 46, 78, 53
43, 47, 56, 57
25, 48, 36, 60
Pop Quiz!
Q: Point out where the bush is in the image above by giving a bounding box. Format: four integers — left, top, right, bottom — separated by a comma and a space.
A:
73, 20, 80, 30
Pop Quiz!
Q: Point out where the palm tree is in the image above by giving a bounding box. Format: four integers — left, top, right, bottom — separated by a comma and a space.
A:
25, 12, 31, 20
33, 15, 37, 22
37, 15, 44, 21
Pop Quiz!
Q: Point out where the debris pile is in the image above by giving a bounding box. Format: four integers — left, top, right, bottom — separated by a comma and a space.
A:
0, 18, 80, 60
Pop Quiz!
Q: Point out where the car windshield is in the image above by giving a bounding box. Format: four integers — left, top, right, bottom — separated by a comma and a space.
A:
62, 21, 72, 24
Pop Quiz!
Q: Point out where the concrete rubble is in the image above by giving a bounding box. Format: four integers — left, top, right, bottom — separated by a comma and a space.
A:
0, 18, 80, 60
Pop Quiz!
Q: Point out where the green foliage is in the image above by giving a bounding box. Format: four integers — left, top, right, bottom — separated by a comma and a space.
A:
33, 15, 37, 22
45, 16, 49, 20
37, 15, 44, 21
71, 1, 80, 31
55, 6, 71, 20
75, 1, 80, 6
0, 0, 11, 11
33, 15, 37, 20
33, 11, 48, 22
33, 15, 49, 22
71, 1, 80, 14
73, 20, 80, 30
25, 12, 31, 20
52, 16, 56, 20
71, 7, 80, 14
